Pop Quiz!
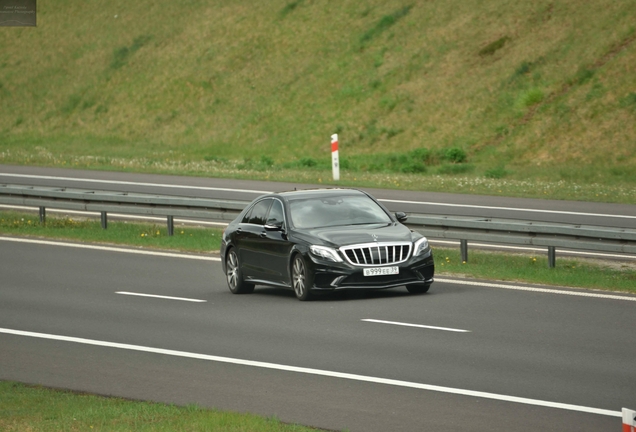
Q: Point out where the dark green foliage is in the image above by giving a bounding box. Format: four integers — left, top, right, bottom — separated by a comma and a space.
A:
442, 147, 467, 163
514, 61, 532, 77
610, 166, 636, 181
517, 88, 545, 108
204, 155, 229, 163
110, 35, 152, 70
620, 92, 636, 110
479, 36, 510, 56
280, 0, 304, 18
585, 81, 605, 101
61, 93, 82, 114
400, 161, 427, 173
236, 156, 278, 171
260, 155, 274, 167
95, 105, 108, 115
352, 146, 468, 174
382, 126, 403, 138
484, 165, 509, 179
436, 163, 474, 175
299, 157, 317, 167
409, 147, 432, 162
572, 67, 595, 85
495, 125, 509, 137
359, 5, 413, 47
281, 157, 327, 170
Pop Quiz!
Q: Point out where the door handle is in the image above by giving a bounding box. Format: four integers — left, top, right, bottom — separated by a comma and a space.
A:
260, 231, 268, 238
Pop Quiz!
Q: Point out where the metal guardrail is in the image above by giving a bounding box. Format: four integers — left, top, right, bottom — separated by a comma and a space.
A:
2, 183, 635, 267
0, 184, 243, 235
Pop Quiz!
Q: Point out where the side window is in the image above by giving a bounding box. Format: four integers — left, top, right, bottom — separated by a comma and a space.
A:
266, 200, 284, 227
241, 207, 253, 224
246, 199, 272, 225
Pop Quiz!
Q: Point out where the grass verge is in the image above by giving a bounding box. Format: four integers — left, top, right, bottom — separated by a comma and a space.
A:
0, 381, 320, 432
435, 248, 636, 294
0, 211, 223, 253
1, 210, 635, 294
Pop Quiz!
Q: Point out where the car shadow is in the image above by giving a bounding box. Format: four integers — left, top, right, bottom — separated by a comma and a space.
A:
252, 286, 427, 302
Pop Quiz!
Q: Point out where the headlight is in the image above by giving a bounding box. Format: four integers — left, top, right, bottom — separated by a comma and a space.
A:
310, 245, 343, 262
413, 237, 429, 256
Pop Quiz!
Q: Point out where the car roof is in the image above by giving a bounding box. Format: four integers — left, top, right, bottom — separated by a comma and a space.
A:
274, 188, 367, 200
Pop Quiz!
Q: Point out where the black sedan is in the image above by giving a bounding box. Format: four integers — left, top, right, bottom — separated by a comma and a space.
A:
220, 188, 434, 301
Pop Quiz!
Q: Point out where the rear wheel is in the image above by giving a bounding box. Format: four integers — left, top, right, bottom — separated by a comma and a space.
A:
291, 254, 313, 301
406, 284, 430, 294
226, 249, 254, 294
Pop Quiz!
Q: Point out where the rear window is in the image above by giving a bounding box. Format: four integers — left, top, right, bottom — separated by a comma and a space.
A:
242, 199, 272, 225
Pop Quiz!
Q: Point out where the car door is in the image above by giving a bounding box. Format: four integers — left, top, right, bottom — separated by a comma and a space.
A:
237, 198, 272, 279
257, 199, 294, 285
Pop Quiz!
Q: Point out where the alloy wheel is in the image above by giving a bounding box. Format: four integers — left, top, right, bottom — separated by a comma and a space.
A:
227, 250, 239, 291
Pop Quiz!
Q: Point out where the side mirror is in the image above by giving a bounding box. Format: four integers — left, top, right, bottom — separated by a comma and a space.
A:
264, 220, 284, 231
395, 212, 408, 223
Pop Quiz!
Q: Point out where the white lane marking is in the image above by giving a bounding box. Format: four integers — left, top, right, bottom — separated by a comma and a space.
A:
0, 204, 229, 226
0, 327, 621, 418
380, 198, 636, 220
362, 319, 470, 333
0, 236, 221, 261
116, 291, 206, 303
2, 173, 634, 220
435, 278, 636, 302
2, 237, 635, 301
0, 173, 271, 194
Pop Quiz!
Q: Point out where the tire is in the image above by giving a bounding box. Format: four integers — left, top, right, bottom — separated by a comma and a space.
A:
225, 248, 254, 294
406, 284, 430, 294
291, 254, 313, 301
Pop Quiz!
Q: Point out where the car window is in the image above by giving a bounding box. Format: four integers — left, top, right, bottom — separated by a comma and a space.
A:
244, 199, 272, 225
289, 195, 391, 229
266, 199, 285, 226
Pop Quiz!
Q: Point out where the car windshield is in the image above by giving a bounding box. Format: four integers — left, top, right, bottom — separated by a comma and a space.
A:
288, 194, 392, 229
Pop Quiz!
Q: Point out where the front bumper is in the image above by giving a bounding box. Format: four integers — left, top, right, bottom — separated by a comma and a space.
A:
308, 249, 434, 291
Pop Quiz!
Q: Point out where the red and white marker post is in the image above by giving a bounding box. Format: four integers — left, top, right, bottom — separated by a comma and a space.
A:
331, 133, 340, 181
624, 408, 636, 432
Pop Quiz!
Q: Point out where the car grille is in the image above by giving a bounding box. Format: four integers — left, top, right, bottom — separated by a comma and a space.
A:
340, 242, 412, 266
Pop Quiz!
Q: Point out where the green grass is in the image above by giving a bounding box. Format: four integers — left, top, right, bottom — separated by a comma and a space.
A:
2, 211, 634, 294
1, 0, 635, 203
0, 381, 320, 432
435, 248, 636, 294
0, 211, 223, 253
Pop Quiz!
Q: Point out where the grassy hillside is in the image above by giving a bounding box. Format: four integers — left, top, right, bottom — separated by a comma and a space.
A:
1, 0, 635, 201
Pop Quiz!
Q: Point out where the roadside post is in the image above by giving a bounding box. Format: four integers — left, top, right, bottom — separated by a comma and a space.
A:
624, 408, 636, 432
331, 133, 340, 181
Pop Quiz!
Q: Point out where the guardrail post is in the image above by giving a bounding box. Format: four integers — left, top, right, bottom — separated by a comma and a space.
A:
460, 239, 468, 263
548, 246, 556, 268
100, 212, 108, 229
38, 206, 46, 225
167, 215, 174, 236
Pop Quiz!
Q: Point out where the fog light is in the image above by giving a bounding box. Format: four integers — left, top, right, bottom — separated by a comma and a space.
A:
331, 276, 346, 287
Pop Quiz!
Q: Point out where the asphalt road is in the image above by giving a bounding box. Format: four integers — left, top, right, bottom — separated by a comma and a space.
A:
1, 237, 634, 431
2, 164, 636, 229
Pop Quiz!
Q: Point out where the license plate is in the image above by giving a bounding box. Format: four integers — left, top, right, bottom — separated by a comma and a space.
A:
363, 266, 399, 277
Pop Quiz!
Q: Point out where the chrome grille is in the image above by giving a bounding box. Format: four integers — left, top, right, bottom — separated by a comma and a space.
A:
340, 242, 412, 266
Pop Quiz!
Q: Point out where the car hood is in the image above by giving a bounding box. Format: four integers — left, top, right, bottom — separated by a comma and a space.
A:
302, 223, 413, 247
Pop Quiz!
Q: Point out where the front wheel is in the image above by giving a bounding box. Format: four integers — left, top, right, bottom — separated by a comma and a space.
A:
406, 284, 430, 294
291, 254, 313, 301
225, 249, 254, 294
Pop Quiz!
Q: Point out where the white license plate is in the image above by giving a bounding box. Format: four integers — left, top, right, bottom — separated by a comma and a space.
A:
363, 266, 399, 277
